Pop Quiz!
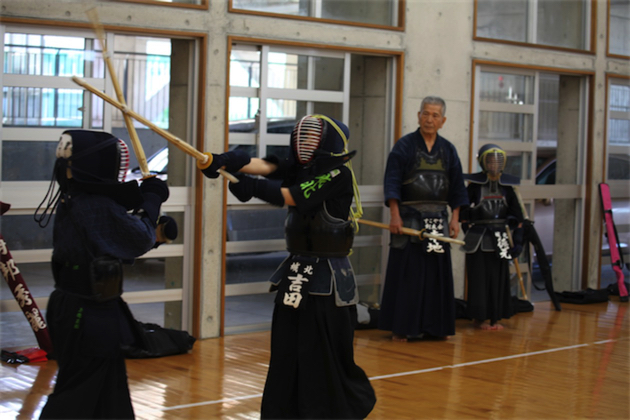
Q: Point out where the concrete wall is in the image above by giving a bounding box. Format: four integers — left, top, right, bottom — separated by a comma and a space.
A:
2, 0, 628, 337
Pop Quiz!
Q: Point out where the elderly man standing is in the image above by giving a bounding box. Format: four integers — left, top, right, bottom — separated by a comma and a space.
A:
379, 96, 469, 342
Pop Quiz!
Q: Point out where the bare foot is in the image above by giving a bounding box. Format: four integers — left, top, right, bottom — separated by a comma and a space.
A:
474, 320, 504, 331
392, 334, 408, 342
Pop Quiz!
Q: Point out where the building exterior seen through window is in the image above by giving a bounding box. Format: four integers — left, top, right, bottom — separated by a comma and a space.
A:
609, 0, 630, 57
476, 0, 591, 51
231, 0, 399, 28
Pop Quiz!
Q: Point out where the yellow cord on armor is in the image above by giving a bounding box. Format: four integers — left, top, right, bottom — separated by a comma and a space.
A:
311, 114, 364, 232
347, 161, 363, 233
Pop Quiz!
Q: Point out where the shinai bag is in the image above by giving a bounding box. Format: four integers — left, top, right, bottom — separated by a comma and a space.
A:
555, 288, 609, 304
122, 321, 196, 358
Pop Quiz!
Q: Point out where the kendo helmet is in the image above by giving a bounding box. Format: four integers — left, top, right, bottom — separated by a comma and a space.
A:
477, 144, 507, 178
35, 130, 139, 228
290, 115, 349, 165
55, 130, 130, 188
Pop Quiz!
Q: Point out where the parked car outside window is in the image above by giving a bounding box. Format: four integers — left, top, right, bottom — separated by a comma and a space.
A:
533, 157, 629, 259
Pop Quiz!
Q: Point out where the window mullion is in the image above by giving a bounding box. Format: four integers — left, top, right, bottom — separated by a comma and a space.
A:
342, 52, 351, 124
528, 0, 538, 44
531, 71, 541, 183
258, 45, 270, 158
306, 56, 315, 115
312, 0, 323, 19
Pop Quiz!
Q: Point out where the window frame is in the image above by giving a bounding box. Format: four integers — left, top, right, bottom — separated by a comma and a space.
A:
605, 75, 630, 188
110, 0, 209, 10
470, 60, 594, 294
473, 0, 596, 54
228, 0, 405, 31
607, 0, 630, 60
0, 21, 205, 340
223, 36, 402, 334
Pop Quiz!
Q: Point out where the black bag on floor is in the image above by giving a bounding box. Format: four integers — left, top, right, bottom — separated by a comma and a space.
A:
123, 321, 196, 358
512, 296, 534, 313
607, 282, 630, 296
555, 288, 609, 304
455, 298, 471, 319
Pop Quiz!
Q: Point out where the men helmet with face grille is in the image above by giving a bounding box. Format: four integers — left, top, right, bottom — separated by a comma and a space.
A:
55, 130, 130, 186
477, 144, 507, 177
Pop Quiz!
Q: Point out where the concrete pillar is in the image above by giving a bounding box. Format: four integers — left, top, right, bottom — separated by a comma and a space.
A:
553, 75, 582, 291
165, 39, 191, 330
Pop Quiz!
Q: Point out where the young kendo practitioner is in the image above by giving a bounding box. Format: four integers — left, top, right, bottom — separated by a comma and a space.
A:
460, 144, 524, 330
35, 130, 176, 419
200, 115, 376, 419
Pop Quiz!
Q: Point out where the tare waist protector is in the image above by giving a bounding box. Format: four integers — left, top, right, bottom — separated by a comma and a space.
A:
52, 256, 123, 302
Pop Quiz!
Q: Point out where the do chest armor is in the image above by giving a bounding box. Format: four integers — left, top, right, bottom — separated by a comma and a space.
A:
462, 181, 511, 255
284, 204, 354, 257
471, 182, 509, 222
401, 149, 449, 205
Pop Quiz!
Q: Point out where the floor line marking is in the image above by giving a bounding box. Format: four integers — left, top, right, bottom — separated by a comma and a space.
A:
160, 339, 615, 411
369, 366, 444, 381
162, 393, 264, 411
593, 339, 616, 345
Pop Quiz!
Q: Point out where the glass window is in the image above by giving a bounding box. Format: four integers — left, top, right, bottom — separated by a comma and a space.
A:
475, 66, 589, 299
601, 79, 629, 289
230, 49, 261, 88
477, 69, 551, 183
0, 215, 53, 250
506, 152, 533, 181
2, 141, 58, 181
267, 53, 344, 91
266, 99, 342, 128
226, 43, 395, 334
3, 33, 91, 77
227, 208, 286, 242
114, 0, 204, 5
476, 0, 590, 50
110, 36, 171, 130
229, 97, 261, 130
231, 0, 399, 27
536, 0, 586, 49
2, 26, 195, 345
476, 0, 528, 44
538, 74, 560, 143
607, 81, 630, 180
609, 0, 630, 56
479, 112, 534, 143
2, 87, 84, 127
609, 118, 630, 145
479, 72, 535, 104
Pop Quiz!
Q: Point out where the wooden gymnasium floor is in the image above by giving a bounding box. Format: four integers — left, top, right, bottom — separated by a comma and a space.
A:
2, 299, 629, 419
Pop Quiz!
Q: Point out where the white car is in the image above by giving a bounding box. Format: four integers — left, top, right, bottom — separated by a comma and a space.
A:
125, 147, 168, 182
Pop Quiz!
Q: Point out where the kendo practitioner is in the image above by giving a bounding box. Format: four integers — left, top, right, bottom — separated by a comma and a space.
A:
36, 130, 175, 419
380, 96, 469, 342
460, 144, 524, 330
202, 115, 376, 419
